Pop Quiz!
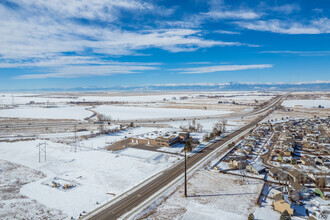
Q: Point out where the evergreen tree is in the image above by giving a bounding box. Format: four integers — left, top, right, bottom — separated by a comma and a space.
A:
248, 213, 254, 220
184, 138, 193, 152
280, 210, 291, 220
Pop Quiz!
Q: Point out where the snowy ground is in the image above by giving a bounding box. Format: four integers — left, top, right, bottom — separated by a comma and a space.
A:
0, 160, 66, 219
146, 171, 263, 220
222, 95, 274, 101
0, 140, 181, 218
0, 106, 92, 120
0, 94, 74, 105
94, 105, 231, 120
80, 127, 175, 149
282, 99, 330, 108
0, 92, 275, 106
158, 119, 241, 133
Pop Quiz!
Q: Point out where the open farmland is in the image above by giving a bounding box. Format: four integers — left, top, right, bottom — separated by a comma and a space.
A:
94, 105, 232, 120
0, 91, 329, 219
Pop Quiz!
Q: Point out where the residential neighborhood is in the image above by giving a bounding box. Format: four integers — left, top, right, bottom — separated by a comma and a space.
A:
213, 117, 330, 219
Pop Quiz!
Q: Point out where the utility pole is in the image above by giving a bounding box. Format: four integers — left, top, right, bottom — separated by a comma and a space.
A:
184, 137, 192, 198
74, 124, 78, 152
184, 149, 187, 197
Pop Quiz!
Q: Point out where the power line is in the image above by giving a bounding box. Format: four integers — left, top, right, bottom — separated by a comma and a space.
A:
71, 124, 80, 152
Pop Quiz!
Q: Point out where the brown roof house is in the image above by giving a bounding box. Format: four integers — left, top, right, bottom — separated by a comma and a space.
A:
230, 159, 248, 169
269, 167, 286, 181
300, 156, 313, 166
273, 199, 294, 215
288, 169, 303, 183
291, 182, 312, 200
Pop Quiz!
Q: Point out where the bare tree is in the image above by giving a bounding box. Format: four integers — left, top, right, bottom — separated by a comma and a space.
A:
98, 124, 105, 134
98, 114, 112, 121
196, 122, 203, 132
192, 119, 196, 128
221, 119, 227, 133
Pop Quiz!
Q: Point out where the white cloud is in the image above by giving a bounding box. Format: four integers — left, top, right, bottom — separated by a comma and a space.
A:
185, 62, 212, 65
214, 30, 240, 34
173, 64, 273, 74
203, 10, 261, 20
0, 1, 245, 66
15, 64, 158, 79
235, 18, 330, 34
260, 51, 330, 56
270, 4, 300, 14
0, 55, 162, 68
10, 0, 155, 22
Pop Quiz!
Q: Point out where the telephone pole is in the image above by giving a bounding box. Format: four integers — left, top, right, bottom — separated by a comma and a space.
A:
184, 149, 187, 197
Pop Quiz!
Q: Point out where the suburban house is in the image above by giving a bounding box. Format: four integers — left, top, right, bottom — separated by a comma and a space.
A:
300, 156, 313, 166
315, 156, 325, 166
272, 190, 283, 200
287, 169, 303, 183
246, 163, 265, 175
230, 159, 248, 169
290, 182, 312, 199
269, 167, 286, 181
273, 199, 294, 215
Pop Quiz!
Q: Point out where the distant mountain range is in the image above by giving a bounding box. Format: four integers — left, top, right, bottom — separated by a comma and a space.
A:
3, 82, 330, 92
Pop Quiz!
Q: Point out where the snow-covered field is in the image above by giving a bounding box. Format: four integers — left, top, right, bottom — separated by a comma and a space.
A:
94, 105, 231, 120
282, 99, 330, 108
79, 94, 187, 103
0, 106, 92, 120
159, 119, 241, 132
0, 160, 66, 219
147, 171, 263, 219
222, 95, 274, 101
80, 127, 175, 149
0, 140, 181, 218
0, 92, 276, 105
0, 94, 76, 105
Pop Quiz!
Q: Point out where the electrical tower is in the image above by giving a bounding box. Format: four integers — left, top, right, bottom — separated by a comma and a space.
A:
71, 125, 80, 152
36, 142, 48, 163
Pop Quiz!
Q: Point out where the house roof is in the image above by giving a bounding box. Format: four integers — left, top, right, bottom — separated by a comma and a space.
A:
288, 169, 301, 178
269, 167, 280, 174
274, 193, 283, 201
250, 163, 265, 171
291, 182, 303, 191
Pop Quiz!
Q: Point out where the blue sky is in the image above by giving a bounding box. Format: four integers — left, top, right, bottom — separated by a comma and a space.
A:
0, 0, 329, 90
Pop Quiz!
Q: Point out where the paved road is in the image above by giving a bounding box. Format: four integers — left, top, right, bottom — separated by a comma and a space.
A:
0, 121, 89, 129
85, 96, 284, 220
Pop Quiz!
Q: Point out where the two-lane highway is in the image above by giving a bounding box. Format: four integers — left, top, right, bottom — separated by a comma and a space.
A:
85, 95, 284, 220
